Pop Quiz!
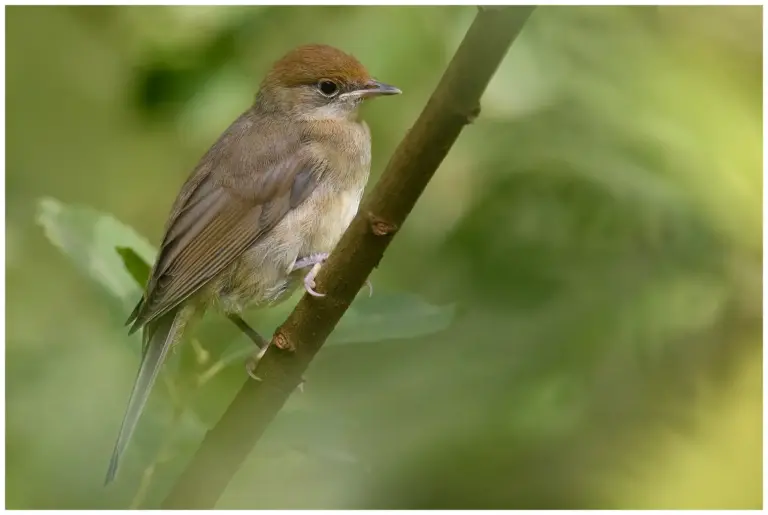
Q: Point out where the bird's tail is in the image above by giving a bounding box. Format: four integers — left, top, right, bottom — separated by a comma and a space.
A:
104, 305, 197, 485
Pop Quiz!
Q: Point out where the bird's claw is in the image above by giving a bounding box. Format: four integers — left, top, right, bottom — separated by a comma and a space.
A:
304, 277, 325, 297
294, 254, 371, 298
246, 367, 262, 382
246, 347, 307, 394
292, 252, 329, 272
245, 343, 269, 381
303, 263, 325, 297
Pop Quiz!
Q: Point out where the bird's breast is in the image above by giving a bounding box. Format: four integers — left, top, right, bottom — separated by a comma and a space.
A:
298, 185, 364, 256
297, 122, 371, 255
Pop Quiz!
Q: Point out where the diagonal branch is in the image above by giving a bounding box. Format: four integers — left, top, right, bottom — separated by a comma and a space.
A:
162, 6, 536, 509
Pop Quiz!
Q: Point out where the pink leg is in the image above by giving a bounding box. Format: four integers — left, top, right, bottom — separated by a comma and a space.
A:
292, 253, 374, 298
303, 263, 325, 297
291, 253, 328, 272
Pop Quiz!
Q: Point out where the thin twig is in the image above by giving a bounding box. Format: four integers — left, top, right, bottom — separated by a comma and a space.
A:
162, 6, 536, 509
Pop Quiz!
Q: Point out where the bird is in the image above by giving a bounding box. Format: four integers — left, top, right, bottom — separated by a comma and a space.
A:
104, 44, 401, 484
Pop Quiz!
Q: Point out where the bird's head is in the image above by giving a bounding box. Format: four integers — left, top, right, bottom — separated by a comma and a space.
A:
256, 44, 401, 121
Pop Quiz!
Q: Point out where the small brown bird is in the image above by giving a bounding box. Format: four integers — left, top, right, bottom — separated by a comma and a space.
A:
105, 44, 400, 484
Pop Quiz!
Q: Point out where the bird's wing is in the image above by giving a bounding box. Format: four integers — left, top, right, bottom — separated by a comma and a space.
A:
127, 118, 321, 334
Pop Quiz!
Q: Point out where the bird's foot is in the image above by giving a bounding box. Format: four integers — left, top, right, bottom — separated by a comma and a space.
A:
291, 252, 328, 272
245, 344, 269, 381
291, 254, 328, 297
364, 278, 373, 297
292, 253, 372, 298
303, 263, 325, 297
245, 344, 306, 394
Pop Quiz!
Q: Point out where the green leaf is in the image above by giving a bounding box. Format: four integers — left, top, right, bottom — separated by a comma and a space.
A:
220, 291, 455, 363
329, 291, 456, 345
38, 197, 456, 351
36, 197, 158, 306
116, 246, 152, 287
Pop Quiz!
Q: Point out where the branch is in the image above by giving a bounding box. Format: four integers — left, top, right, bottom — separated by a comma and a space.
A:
162, 6, 536, 509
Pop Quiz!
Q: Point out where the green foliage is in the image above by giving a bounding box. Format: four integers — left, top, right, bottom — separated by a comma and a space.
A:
38, 197, 455, 348
115, 246, 151, 288
7, 5, 761, 510
36, 197, 156, 309
34, 194, 458, 506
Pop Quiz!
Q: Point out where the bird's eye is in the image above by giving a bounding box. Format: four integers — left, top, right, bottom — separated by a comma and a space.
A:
317, 79, 339, 97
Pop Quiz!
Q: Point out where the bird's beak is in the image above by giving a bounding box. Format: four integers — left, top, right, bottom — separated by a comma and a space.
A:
342, 80, 402, 100
363, 79, 402, 96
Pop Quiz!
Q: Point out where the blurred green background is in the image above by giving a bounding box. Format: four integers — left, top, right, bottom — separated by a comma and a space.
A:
6, 5, 762, 509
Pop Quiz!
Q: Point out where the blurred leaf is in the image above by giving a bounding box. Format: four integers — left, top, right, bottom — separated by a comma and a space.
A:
116, 246, 152, 287
329, 292, 456, 345
39, 197, 456, 350
13, 6, 762, 510
35, 197, 157, 307
218, 291, 456, 372
109, 222, 456, 348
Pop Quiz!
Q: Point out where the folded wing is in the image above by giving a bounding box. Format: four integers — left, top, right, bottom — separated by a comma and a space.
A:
127, 121, 321, 335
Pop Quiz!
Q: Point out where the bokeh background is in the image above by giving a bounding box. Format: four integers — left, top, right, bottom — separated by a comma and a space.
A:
6, 5, 762, 509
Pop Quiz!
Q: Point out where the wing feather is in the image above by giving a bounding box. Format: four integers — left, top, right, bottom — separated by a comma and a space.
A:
128, 115, 322, 333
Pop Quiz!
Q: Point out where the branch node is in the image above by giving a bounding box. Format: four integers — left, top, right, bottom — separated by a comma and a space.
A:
368, 212, 398, 236
272, 330, 295, 352
467, 104, 481, 124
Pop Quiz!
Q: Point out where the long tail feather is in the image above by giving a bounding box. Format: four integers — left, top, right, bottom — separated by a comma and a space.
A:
104, 306, 191, 485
